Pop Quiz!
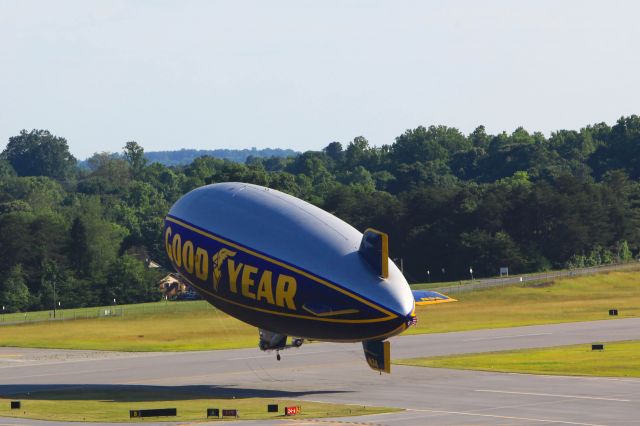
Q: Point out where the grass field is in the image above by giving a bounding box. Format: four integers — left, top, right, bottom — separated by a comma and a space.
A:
395, 340, 640, 377
0, 300, 212, 323
0, 271, 638, 351
0, 387, 397, 422
0, 301, 257, 351
408, 270, 640, 335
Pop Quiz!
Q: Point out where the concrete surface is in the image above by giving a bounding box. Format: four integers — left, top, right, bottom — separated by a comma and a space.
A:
1, 318, 639, 425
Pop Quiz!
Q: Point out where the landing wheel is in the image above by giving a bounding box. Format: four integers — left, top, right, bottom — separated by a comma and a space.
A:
276, 352, 281, 361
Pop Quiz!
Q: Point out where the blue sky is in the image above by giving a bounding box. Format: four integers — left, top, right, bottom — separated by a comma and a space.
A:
1, 0, 638, 159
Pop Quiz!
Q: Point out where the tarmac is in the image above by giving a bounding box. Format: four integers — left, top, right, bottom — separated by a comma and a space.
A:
1, 317, 639, 425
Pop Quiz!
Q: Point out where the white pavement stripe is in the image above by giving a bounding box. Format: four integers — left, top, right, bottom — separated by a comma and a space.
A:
523, 374, 640, 383
463, 332, 552, 342
406, 408, 607, 426
475, 389, 631, 402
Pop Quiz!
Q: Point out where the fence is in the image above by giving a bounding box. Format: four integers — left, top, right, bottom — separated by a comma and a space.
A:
428, 261, 640, 295
0, 301, 215, 326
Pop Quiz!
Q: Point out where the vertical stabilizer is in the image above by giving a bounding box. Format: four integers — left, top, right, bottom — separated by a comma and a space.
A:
362, 340, 391, 374
359, 228, 389, 278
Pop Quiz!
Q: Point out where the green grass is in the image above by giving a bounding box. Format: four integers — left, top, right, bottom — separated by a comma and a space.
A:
0, 300, 212, 323
411, 277, 552, 290
409, 263, 640, 290
408, 270, 640, 335
395, 340, 640, 377
0, 387, 398, 422
0, 301, 258, 351
1, 271, 639, 351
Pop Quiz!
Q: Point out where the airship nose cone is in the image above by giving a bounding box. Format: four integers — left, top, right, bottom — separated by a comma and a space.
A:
384, 260, 415, 317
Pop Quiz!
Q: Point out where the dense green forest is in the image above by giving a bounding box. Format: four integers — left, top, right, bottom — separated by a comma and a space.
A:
1, 116, 639, 312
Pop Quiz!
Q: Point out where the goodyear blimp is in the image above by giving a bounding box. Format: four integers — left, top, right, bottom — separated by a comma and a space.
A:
164, 182, 454, 373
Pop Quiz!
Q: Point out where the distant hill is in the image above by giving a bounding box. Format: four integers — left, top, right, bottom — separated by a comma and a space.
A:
144, 148, 299, 166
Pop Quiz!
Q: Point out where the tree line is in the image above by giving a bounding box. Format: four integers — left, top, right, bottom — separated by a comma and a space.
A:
142, 148, 299, 166
1, 116, 639, 312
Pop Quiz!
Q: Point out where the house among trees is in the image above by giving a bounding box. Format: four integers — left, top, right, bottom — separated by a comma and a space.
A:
158, 273, 188, 299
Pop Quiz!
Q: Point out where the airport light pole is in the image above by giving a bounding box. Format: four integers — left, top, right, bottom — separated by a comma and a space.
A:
469, 267, 474, 281
427, 270, 430, 283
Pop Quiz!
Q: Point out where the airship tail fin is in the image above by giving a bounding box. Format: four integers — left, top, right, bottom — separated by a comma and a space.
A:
359, 229, 389, 278
362, 340, 391, 374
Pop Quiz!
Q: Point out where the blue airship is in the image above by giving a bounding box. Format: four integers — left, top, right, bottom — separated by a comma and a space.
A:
164, 182, 453, 373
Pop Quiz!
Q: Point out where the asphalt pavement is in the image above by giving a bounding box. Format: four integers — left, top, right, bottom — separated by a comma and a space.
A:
1, 318, 639, 425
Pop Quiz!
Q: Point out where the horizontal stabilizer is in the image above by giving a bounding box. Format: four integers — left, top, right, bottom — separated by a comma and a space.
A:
362, 340, 390, 374
412, 290, 457, 306
359, 228, 389, 278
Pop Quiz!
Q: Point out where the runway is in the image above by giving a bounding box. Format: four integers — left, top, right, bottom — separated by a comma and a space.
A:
1, 318, 639, 425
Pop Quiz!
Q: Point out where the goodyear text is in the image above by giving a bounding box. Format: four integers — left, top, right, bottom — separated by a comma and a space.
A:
165, 225, 297, 310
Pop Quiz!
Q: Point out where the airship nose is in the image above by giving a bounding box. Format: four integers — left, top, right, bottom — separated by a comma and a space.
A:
383, 262, 415, 319
399, 285, 417, 327
400, 282, 416, 318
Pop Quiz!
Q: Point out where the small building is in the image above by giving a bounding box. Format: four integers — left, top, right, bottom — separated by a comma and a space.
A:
158, 273, 188, 299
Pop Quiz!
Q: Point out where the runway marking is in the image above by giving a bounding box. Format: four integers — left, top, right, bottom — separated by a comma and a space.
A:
406, 408, 607, 425
504, 372, 640, 383
463, 332, 552, 342
475, 389, 631, 402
